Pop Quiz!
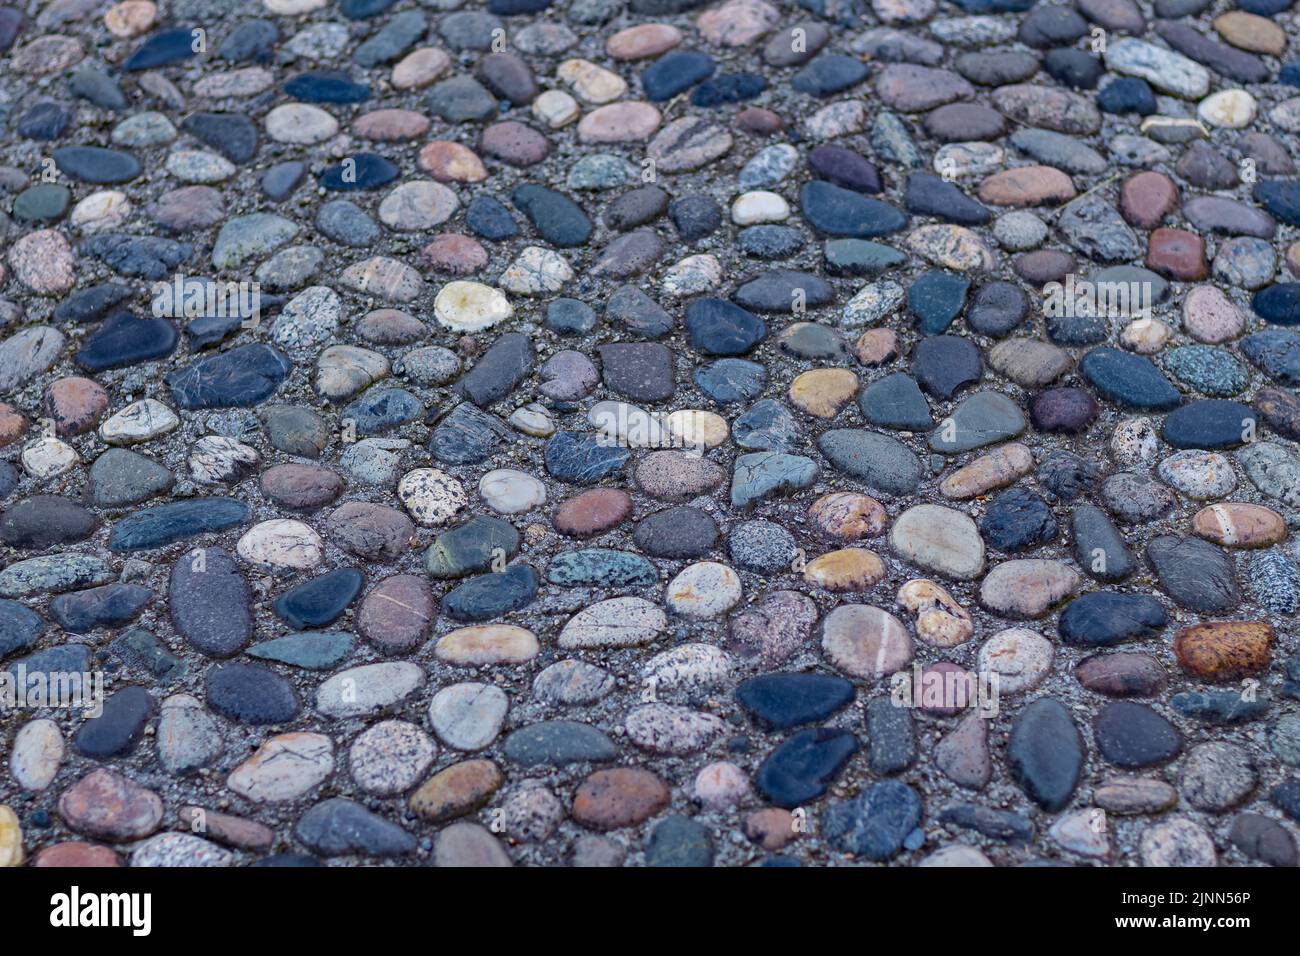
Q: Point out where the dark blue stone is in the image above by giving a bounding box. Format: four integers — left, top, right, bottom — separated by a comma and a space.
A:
8, 647, 93, 696
859, 372, 933, 430
342, 387, 423, 435
642, 51, 716, 101
284, 70, 371, 104
1097, 76, 1157, 115
980, 486, 1057, 552
0, 7, 20, 54
646, 815, 713, 867
274, 568, 364, 629
54, 283, 132, 324
1044, 48, 1102, 88
1093, 700, 1183, 768
801, 180, 908, 237
182, 112, 258, 164
1252, 180, 1295, 223
949, 0, 1035, 10
0, 600, 44, 660
1163, 399, 1256, 449
908, 270, 971, 335
967, 281, 1027, 337
50, 583, 153, 634
262, 160, 307, 201
1242, 329, 1300, 385
1079, 347, 1181, 410
512, 184, 592, 247
52, 146, 140, 184
545, 298, 597, 336
319, 153, 399, 191
755, 727, 858, 808
17, 101, 72, 140
206, 662, 300, 724
219, 19, 278, 63
1242, 0, 1293, 13
167, 343, 292, 409
489, 0, 552, 11
904, 173, 991, 226
81, 233, 192, 279
341, 0, 395, 16
1254, 283, 1300, 324
685, 298, 767, 356
544, 431, 629, 483
1172, 690, 1269, 725
691, 72, 766, 106
465, 195, 520, 240
123, 27, 199, 70
430, 402, 514, 465
1059, 592, 1167, 646
296, 799, 415, 857
1282, 60, 1300, 88
737, 673, 855, 730
737, 225, 803, 258
695, 358, 766, 404
1007, 698, 1084, 811
74, 686, 153, 758
792, 54, 870, 96
442, 563, 538, 622
75, 311, 179, 372
733, 399, 801, 450
458, 332, 535, 406
912, 335, 982, 398
109, 498, 250, 552
822, 779, 923, 861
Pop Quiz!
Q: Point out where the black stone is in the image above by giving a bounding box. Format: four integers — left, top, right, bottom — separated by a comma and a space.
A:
74, 686, 153, 758
755, 727, 858, 808
1093, 700, 1182, 767
633, 506, 718, 558
206, 662, 300, 724
912, 335, 982, 398
736, 673, 855, 730
274, 569, 364, 629
1007, 698, 1084, 811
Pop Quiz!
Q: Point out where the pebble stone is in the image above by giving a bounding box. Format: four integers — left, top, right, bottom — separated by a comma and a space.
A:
0, 0, 1290, 874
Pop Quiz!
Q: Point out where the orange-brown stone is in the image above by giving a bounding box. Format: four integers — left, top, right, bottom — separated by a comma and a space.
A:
1174, 621, 1273, 682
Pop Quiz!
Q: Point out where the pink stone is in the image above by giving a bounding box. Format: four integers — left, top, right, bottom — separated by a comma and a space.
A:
577, 102, 662, 143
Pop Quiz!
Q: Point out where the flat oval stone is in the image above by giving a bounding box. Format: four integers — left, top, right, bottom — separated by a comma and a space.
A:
1007, 698, 1084, 811
1094, 700, 1183, 767
755, 727, 858, 808
1174, 620, 1272, 682
169, 547, 251, 658
206, 662, 299, 725
1146, 534, 1239, 612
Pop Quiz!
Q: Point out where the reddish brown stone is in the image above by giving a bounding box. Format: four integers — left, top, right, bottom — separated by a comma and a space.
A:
1120, 171, 1180, 229
607, 22, 683, 60
357, 574, 433, 654
0, 403, 26, 447
744, 808, 797, 850
854, 328, 899, 366
260, 463, 345, 510
409, 759, 503, 822
58, 769, 163, 842
1075, 653, 1166, 697
353, 108, 431, 141
1146, 227, 1208, 281
1014, 249, 1076, 285
1174, 621, 1273, 683
736, 107, 784, 135
356, 308, 425, 345
554, 488, 633, 537
978, 165, 1076, 206
480, 121, 550, 166
178, 806, 274, 849
1255, 387, 1300, 440
44, 376, 109, 436
421, 234, 488, 275
33, 842, 123, 867
572, 768, 670, 830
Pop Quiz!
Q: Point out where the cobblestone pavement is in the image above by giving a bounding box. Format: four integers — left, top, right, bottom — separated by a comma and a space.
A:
2, 0, 1300, 868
